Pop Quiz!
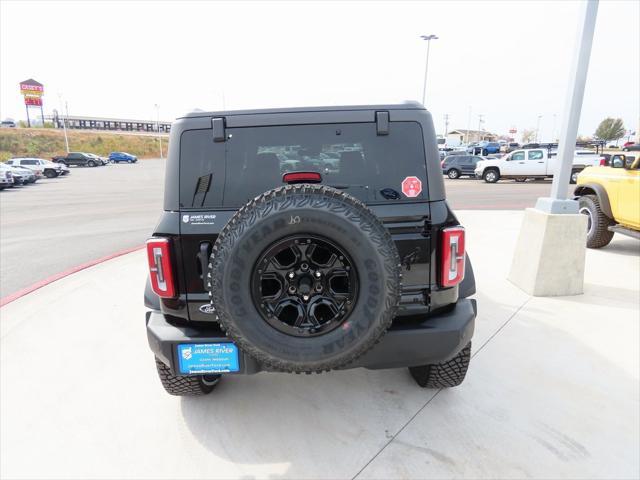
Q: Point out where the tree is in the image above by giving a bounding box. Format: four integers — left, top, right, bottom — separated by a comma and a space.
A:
595, 118, 625, 143
521, 129, 536, 143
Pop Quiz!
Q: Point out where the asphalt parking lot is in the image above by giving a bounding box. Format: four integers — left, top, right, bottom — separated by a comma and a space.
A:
0, 159, 555, 299
0, 161, 163, 298
2, 211, 638, 479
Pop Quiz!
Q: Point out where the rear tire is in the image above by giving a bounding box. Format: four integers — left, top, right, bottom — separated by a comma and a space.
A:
155, 357, 220, 396
578, 195, 614, 248
482, 149, 488, 156
44, 170, 57, 178
88, 160, 96, 167
409, 342, 471, 388
447, 169, 461, 179
483, 169, 500, 183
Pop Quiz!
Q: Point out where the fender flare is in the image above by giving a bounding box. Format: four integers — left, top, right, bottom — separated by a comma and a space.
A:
574, 183, 613, 219
481, 166, 500, 176
459, 254, 476, 299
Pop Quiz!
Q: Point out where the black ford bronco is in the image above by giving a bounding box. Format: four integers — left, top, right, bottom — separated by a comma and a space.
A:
145, 104, 477, 396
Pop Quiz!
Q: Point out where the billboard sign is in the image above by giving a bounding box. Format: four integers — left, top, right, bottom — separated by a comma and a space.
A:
19, 78, 45, 127
20, 78, 44, 97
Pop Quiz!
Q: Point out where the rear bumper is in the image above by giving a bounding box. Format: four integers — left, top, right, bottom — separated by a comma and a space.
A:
147, 299, 476, 375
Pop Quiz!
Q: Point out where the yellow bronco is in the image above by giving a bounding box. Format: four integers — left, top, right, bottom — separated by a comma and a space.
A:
575, 154, 640, 248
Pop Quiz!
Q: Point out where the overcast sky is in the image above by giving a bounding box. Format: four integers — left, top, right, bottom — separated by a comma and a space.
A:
1, 0, 638, 142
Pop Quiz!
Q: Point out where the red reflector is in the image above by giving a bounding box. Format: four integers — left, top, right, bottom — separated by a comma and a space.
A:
146, 238, 176, 298
440, 226, 465, 288
283, 171, 322, 184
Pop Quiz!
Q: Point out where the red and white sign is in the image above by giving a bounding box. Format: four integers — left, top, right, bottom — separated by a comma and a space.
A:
401, 176, 422, 198
24, 97, 42, 106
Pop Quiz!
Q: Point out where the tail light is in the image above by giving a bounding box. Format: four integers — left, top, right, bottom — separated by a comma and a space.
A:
440, 226, 465, 287
146, 238, 176, 298
599, 157, 606, 166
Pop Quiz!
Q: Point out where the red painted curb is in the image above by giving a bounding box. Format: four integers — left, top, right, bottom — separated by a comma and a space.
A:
0, 245, 145, 307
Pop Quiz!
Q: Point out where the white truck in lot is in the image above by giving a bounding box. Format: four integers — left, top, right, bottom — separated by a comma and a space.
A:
474, 148, 603, 183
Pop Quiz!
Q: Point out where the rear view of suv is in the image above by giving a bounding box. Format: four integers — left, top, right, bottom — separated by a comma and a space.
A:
145, 104, 477, 396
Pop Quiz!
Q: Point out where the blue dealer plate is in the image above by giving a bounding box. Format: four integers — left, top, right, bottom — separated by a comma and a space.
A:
177, 343, 240, 374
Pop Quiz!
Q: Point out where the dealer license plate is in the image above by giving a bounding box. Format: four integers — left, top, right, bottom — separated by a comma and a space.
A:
177, 343, 240, 374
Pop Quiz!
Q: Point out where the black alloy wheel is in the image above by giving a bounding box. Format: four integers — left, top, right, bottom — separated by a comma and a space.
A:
251, 235, 358, 338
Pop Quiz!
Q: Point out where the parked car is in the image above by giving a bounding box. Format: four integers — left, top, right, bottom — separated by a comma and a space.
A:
145, 104, 477, 396
475, 148, 602, 183
442, 155, 483, 179
52, 152, 105, 167
109, 151, 138, 163
0, 119, 16, 128
86, 153, 108, 165
501, 142, 520, 153
622, 144, 640, 152
575, 154, 639, 248
623, 141, 636, 148
0, 164, 14, 189
467, 141, 501, 155
8, 165, 36, 185
5, 158, 65, 178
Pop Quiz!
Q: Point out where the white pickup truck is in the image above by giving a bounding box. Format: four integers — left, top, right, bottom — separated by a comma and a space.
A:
474, 148, 603, 183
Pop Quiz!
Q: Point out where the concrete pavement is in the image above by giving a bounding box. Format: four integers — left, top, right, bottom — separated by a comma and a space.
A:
1, 211, 638, 479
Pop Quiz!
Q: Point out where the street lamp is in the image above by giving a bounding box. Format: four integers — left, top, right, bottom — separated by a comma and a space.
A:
57, 93, 69, 153
154, 104, 163, 160
536, 114, 543, 142
420, 34, 438, 105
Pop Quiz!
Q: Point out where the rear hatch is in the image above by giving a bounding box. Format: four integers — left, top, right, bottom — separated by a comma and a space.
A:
178, 118, 433, 321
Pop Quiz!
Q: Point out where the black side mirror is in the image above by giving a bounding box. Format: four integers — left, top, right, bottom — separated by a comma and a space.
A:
611, 155, 625, 168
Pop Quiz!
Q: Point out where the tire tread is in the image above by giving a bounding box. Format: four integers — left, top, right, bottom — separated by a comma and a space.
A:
409, 342, 471, 388
208, 184, 401, 374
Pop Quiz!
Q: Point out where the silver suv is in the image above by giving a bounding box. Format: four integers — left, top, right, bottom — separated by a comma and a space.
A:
6, 158, 68, 178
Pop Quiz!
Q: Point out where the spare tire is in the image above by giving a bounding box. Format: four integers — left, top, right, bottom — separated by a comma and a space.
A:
208, 184, 401, 373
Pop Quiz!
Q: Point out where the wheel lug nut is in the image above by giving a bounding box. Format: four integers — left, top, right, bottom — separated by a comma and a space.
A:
303, 295, 309, 301
315, 271, 321, 278
288, 272, 295, 279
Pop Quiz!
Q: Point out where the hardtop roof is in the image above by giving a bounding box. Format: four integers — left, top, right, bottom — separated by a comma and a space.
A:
178, 103, 425, 119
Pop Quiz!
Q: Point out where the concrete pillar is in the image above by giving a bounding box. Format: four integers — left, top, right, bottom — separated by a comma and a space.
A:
509, 1, 597, 297
508, 209, 587, 296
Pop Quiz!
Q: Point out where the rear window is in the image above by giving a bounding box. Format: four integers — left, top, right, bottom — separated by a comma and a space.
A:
180, 121, 428, 209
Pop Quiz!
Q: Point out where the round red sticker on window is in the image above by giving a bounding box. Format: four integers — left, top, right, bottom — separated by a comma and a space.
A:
401, 176, 422, 198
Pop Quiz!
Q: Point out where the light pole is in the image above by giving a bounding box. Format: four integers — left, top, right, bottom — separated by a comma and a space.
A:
57, 93, 69, 153
154, 104, 163, 160
420, 34, 438, 106
535, 114, 543, 142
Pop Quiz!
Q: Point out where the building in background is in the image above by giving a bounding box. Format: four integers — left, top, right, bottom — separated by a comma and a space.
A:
447, 129, 498, 145
50, 113, 171, 133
